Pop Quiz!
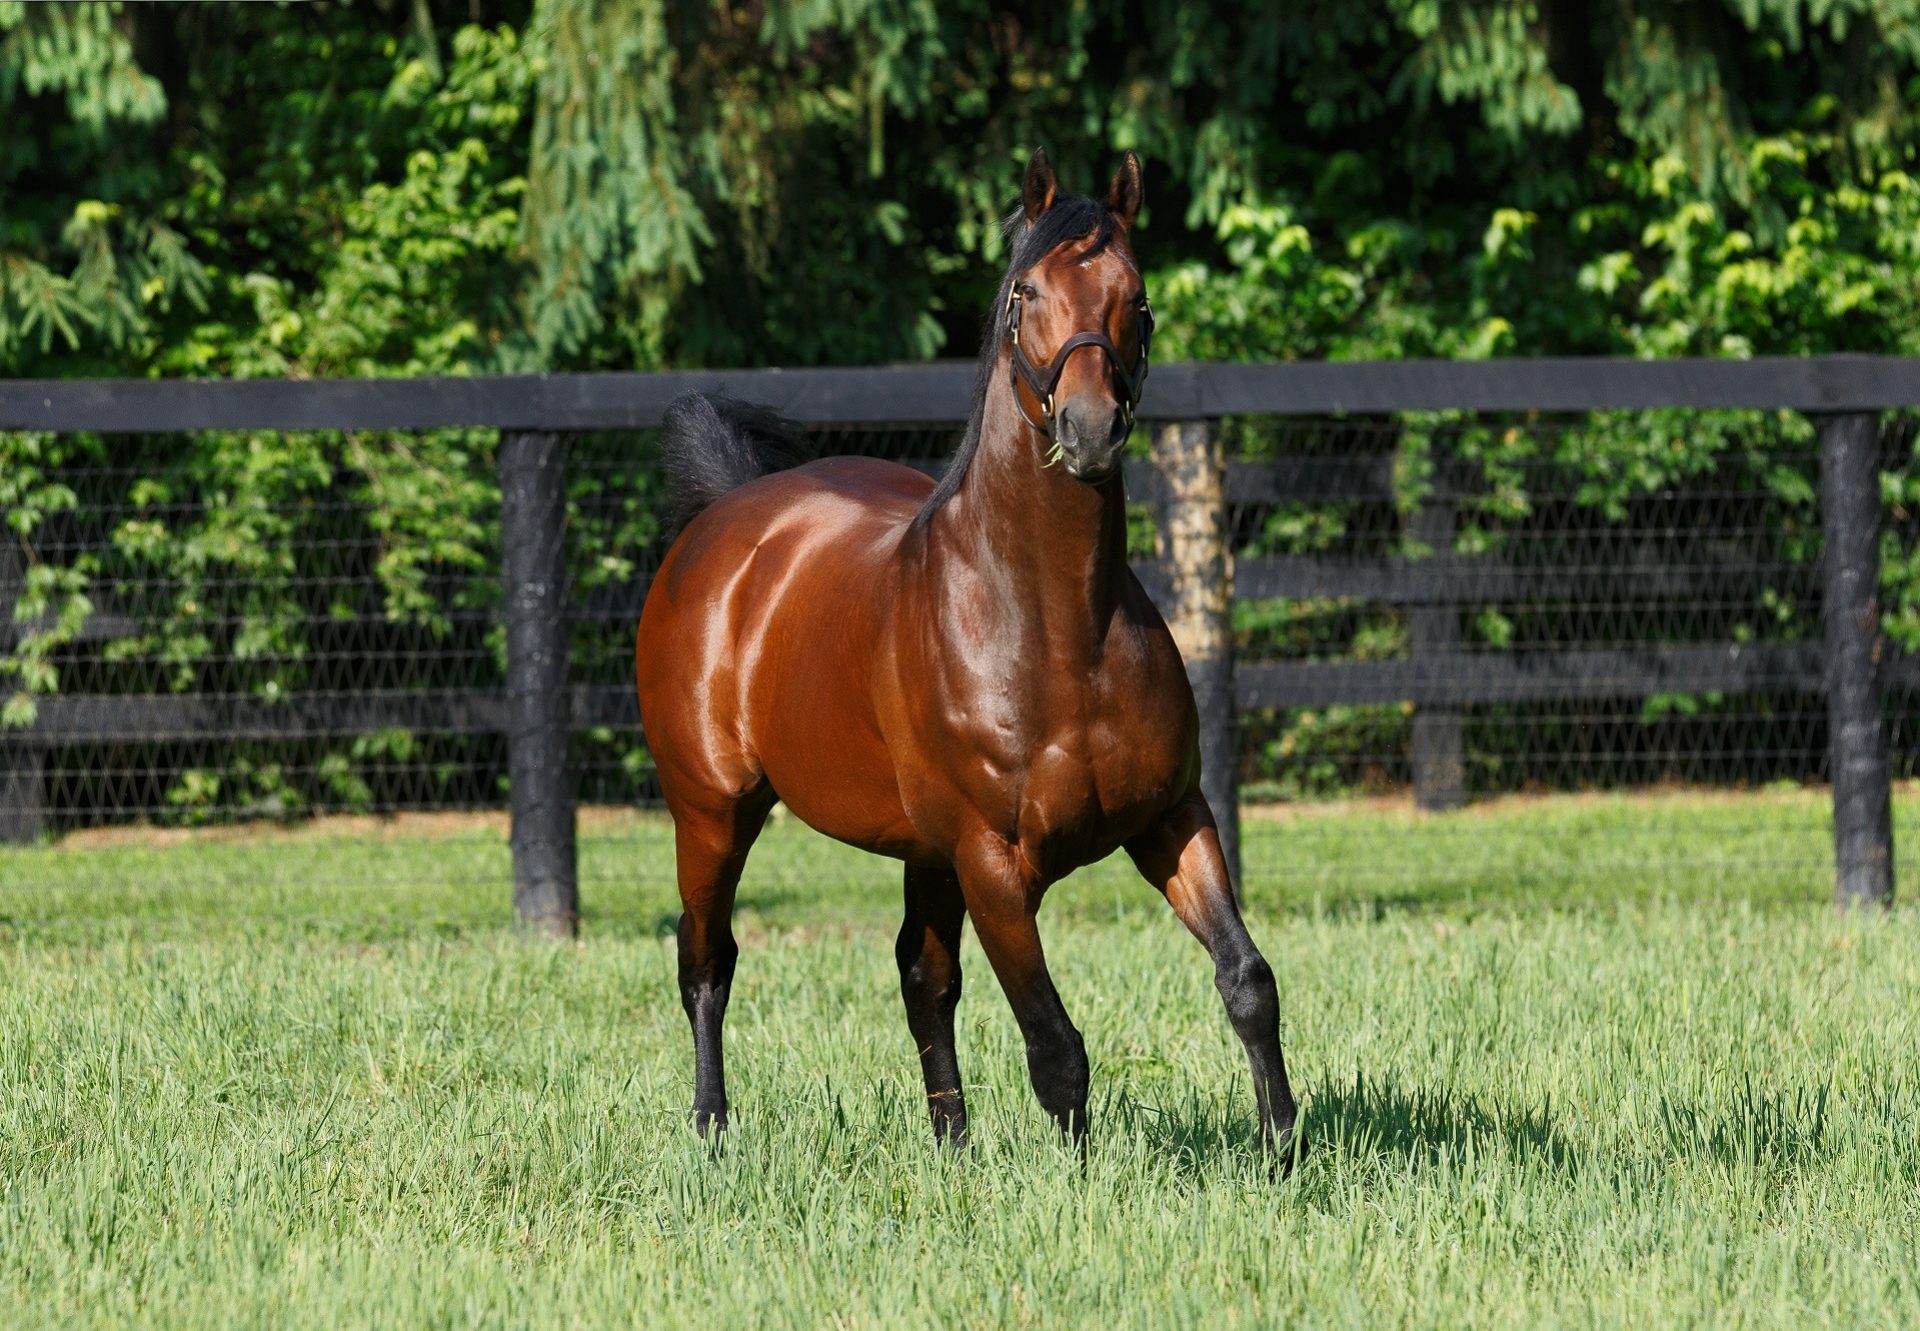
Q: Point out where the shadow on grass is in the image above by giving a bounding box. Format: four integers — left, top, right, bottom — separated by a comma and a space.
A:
1115, 1071, 1581, 1180
1106, 1088, 1270, 1179
1304, 1073, 1836, 1181
1652, 1076, 1832, 1174
1305, 1072, 1580, 1174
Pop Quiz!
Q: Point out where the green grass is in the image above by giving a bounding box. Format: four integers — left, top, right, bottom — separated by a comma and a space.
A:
3, 791, 1919, 1327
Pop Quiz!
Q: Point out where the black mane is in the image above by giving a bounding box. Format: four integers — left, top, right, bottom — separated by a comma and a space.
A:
912, 193, 1120, 525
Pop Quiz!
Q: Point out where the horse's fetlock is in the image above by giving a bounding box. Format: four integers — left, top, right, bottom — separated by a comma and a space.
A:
1028, 1026, 1089, 1114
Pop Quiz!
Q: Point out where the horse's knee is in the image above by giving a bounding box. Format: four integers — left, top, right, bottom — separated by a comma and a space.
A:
1217, 949, 1278, 1029
677, 914, 739, 1009
678, 912, 739, 962
898, 964, 961, 1050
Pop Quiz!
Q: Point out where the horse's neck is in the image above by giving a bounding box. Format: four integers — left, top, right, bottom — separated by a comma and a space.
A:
925, 376, 1130, 656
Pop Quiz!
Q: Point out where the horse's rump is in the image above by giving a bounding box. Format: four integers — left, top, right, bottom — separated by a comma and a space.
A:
638, 454, 937, 853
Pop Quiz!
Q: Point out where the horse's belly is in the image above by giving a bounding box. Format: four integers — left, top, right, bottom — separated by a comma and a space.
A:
761, 737, 932, 863
747, 594, 932, 862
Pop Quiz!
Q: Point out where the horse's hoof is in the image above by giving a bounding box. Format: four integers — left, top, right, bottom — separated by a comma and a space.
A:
692, 1107, 729, 1138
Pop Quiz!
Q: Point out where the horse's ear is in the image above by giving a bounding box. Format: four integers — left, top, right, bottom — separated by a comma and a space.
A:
1107, 151, 1143, 229
1023, 146, 1057, 225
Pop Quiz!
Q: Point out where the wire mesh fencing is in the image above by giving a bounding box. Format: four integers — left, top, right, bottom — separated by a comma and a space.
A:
1215, 411, 1908, 900
2, 406, 1915, 916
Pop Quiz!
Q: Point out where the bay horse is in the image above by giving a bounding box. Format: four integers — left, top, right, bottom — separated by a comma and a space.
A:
635, 148, 1297, 1158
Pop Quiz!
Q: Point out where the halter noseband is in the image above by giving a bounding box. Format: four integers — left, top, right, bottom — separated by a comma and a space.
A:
1005, 287, 1153, 437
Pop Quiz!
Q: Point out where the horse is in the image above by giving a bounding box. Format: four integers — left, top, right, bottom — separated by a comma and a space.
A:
635, 148, 1297, 1158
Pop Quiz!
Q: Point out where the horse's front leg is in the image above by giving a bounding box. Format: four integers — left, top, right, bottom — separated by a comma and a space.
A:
956, 841, 1090, 1147
1127, 793, 1298, 1160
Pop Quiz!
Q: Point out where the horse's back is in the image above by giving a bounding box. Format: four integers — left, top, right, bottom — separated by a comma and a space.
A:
636, 456, 935, 855
656, 455, 929, 585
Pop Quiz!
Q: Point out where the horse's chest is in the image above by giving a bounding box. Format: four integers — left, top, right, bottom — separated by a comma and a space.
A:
998, 699, 1190, 866
900, 620, 1196, 868
1018, 717, 1158, 809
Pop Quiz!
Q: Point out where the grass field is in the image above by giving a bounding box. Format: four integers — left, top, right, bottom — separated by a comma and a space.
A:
3, 791, 1918, 1327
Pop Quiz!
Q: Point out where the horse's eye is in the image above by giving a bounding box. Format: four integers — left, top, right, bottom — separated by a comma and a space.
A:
1016, 282, 1039, 300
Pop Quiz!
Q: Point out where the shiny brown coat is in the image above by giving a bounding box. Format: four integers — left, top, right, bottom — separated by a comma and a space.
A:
635, 150, 1297, 1156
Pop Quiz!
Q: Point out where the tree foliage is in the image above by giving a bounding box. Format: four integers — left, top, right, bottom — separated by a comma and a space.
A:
8, 0, 1920, 811
9, 0, 1920, 374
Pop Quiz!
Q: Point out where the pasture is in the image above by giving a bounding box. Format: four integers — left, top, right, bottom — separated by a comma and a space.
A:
3, 791, 1918, 1328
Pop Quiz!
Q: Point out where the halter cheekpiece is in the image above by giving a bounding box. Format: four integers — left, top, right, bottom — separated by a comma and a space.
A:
1005, 286, 1153, 437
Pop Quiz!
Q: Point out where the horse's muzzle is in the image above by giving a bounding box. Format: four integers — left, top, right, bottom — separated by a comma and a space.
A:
1056, 402, 1130, 483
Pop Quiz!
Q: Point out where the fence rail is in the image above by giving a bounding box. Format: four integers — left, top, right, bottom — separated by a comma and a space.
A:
2, 358, 1909, 921
9, 355, 1920, 432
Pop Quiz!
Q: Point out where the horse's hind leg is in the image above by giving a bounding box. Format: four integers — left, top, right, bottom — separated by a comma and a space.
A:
897, 863, 969, 1145
670, 786, 774, 1135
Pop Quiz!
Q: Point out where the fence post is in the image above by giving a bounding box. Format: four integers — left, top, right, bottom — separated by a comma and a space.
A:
1408, 494, 1466, 810
1152, 417, 1240, 896
0, 745, 45, 844
0, 541, 41, 844
1818, 412, 1895, 909
500, 430, 579, 937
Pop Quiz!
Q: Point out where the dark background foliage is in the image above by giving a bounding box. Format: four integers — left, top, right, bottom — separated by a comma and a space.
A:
7, 1, 1920, 820
10, 0, 1920, 377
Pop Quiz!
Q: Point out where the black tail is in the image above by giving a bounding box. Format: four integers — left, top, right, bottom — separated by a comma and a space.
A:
659, 392, 807, 535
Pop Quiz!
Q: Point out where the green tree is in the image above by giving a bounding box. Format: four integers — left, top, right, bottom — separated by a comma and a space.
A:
10, 1, 1920, 815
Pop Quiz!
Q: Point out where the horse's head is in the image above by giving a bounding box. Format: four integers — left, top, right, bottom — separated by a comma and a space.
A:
1005, 148, 1150, 484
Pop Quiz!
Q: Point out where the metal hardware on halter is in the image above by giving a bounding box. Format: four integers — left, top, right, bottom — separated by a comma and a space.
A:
1005, 288, 1153, 438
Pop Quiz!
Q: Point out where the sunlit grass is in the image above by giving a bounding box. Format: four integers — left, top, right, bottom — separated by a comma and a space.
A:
7, 785, 1917, 939
2, 791, 1918, 1326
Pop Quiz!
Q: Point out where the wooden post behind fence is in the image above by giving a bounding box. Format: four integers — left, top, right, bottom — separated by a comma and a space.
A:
0, 746, 44, 844
1818, 412, 1895, 909
1152, 417, 1241, 897
500, 430, 579, 937
1408, 490, 1466, 811
0, 542, 43, 844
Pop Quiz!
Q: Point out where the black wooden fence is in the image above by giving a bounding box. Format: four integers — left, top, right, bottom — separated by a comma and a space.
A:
2, 357, 1911, 927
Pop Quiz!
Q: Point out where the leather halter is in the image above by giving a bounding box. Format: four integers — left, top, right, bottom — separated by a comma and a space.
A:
1005, 287, 1153, 437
